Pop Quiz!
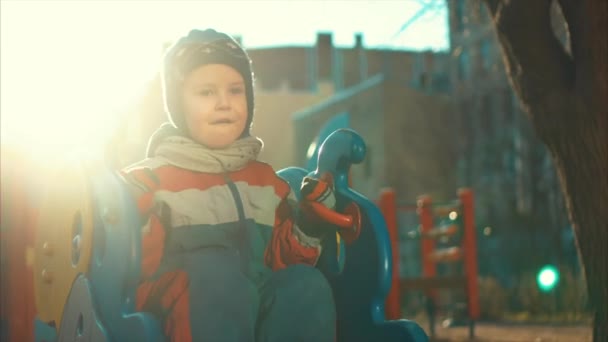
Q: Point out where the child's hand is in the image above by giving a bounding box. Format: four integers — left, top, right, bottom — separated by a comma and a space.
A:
298, 176, 337, 238
300, 176, 336, 210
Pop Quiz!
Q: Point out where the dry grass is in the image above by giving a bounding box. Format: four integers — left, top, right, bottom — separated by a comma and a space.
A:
425, 322, 592, 342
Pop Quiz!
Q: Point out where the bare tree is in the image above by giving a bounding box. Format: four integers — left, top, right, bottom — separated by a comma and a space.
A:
482, 0, 607, 340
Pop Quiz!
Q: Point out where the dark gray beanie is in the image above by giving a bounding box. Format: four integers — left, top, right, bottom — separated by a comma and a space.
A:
161, 29, 255, 136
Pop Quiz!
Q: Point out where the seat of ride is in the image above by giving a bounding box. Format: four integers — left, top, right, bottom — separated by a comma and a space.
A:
32, 129, 428, 342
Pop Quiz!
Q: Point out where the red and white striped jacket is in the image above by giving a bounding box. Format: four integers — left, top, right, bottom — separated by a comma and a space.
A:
121, 158, 323, 283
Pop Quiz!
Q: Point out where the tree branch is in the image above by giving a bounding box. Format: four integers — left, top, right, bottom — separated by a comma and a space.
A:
484, 0, 500, 15
483, 0, 576, 140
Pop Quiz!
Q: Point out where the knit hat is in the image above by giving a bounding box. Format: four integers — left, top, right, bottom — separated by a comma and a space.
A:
161, 29, 255, 136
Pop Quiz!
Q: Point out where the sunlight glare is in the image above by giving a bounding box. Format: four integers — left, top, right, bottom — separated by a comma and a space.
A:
1, 1, 163, 163
1, 0, 448, 165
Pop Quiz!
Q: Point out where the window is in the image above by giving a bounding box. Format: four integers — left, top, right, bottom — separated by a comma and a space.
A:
454, 0, 466, 32
478, 2, 488, 23
419, 72, 429, 89
461, 100, 474, 150
458, 49, 471, 80
480, 39, 492, 71
431, 73, 451, 93
480, 94, 493, 135
502, 88, 514, 126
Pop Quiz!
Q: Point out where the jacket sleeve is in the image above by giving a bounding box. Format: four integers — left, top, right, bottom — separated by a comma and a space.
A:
264, 188, 324, 271
121, 167, 166, 279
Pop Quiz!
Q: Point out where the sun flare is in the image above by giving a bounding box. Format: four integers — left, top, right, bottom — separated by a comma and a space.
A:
0, 1, 165, 166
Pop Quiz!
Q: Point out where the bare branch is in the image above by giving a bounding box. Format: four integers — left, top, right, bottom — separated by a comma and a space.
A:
483, 0, 500, 16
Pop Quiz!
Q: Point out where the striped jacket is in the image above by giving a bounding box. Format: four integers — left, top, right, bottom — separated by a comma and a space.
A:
121, 158, 322, 285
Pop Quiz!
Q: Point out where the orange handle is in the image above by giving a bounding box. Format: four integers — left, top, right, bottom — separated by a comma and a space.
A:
307, 202, 353, 228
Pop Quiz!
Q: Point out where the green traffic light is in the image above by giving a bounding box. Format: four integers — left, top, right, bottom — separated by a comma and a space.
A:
537, 265, 559, 292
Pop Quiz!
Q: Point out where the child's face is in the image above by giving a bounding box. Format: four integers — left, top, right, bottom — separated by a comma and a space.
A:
181, 64, 248, 149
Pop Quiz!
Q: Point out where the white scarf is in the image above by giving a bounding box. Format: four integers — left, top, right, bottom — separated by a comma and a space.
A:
152, 135, 264, 173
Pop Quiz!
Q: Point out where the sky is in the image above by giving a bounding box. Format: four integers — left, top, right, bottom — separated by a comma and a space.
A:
0, 0, 448, 154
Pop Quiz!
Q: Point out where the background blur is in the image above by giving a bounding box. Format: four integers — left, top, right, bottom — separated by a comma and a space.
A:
1, 0, 588, 332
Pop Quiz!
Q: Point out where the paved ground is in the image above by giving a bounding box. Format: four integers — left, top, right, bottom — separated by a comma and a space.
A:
425, 322, 592, 342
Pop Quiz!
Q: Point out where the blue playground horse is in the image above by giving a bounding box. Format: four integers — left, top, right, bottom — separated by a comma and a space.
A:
33, 129, 428, 342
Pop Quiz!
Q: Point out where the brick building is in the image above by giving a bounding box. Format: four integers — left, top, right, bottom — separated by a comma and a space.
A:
249, 32, 456, 201
292, 74, 456, 202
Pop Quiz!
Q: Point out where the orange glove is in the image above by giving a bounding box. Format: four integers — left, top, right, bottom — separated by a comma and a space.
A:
300, 176, 336, 209
298, 176, 337, 238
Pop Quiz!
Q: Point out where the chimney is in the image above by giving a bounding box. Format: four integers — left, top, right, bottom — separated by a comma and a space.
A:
317, 32, 333, 48
355, 33, 367, 82
354, 33, 363, 49
316, 32, 333, 81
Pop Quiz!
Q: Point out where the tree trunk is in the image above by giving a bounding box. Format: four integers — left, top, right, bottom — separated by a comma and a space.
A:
483, 0, 607, 340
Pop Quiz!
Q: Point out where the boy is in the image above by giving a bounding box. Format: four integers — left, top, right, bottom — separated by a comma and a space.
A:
122, 29, 339, 342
